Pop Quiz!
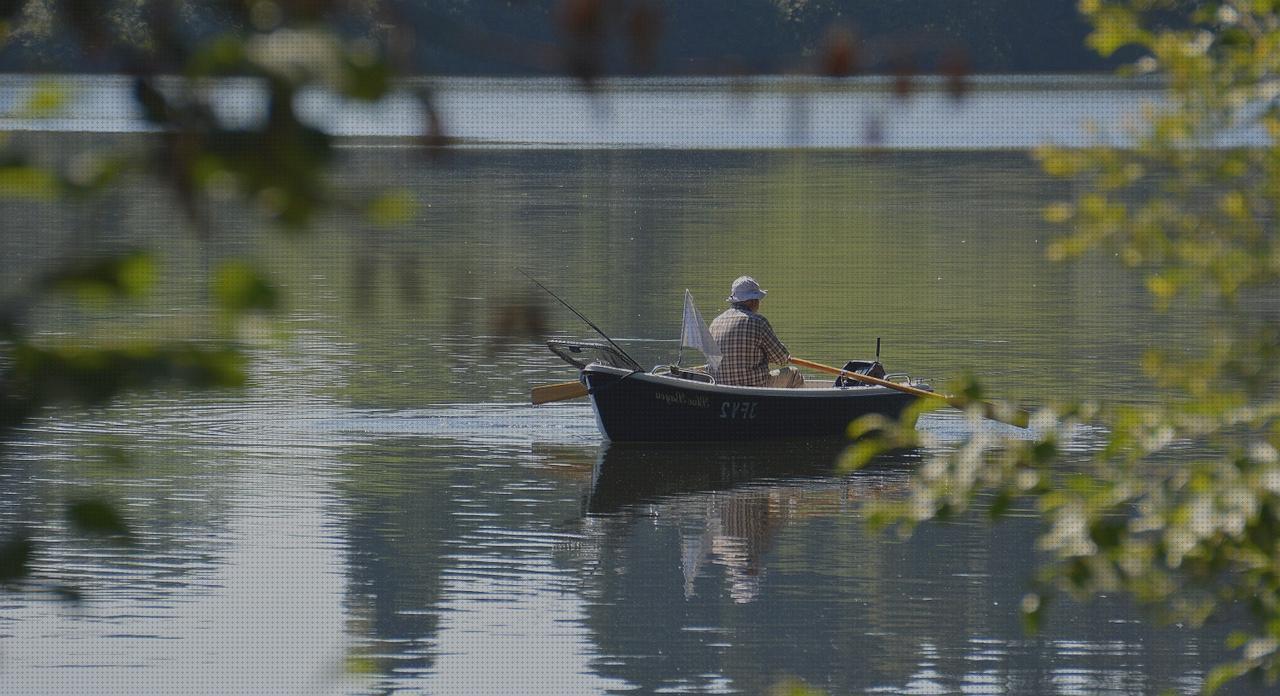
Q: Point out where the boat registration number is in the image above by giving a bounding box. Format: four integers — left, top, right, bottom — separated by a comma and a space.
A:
720, 401, 758, 419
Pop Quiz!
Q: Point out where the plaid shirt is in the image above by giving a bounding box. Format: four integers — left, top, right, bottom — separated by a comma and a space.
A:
708, 304, 789, 386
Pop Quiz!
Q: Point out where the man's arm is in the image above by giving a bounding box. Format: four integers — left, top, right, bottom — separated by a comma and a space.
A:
758, 317, 790, 366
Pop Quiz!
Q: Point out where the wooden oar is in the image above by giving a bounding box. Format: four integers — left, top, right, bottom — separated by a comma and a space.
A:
789, 357, 1030, 428
531, 379, 589, 405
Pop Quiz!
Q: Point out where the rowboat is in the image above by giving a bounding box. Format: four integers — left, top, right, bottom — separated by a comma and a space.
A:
547, 341, 930, 443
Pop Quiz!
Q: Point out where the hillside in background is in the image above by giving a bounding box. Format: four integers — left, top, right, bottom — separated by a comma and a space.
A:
412, 0, 1105, 74
0, 0, 1107, 75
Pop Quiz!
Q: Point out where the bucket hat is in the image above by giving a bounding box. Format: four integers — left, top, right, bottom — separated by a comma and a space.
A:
726, 276, 767, 303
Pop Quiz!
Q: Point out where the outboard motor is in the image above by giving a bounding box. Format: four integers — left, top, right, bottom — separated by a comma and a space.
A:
833, 360, 886, 387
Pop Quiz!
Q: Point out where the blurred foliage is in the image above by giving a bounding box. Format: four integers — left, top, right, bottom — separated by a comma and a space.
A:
40, 250, 155, 302
768, 678, 826, 696
0, 1, 403, 596
846, 2, 1280, 692
0, 532, 34, 586
66, 498, 132, 538
213, 261, 278, 313
1, 1, 1265, 692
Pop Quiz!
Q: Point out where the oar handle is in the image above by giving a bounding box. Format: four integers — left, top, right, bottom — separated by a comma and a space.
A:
531, 379, 590, 405
789, 357, 941, 401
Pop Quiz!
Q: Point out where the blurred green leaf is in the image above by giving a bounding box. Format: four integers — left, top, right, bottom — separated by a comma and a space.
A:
0, 165, 59, 200
1205, 661, 1249, 695
1228, 631, 1252, 650
949, 372, 985, 401
839, 440, 885, 471
67, 498, 130, 538
0, 532, 33, 584
42, 252, 155, 301
187, 35, 248, 75
1030, 439, 1058, 465
10, 343, 247, 414
989, 490, 1013, 519
769, 678, 826, 696
24, 84, 68, 117
344, 652, 379, 676
214, 261, 279, 313
342, 51, 392, 101
846, 413, 891, 440
368, 189, 419, 227
1089, 517, 1125, 550
1085, 6, 1151, 57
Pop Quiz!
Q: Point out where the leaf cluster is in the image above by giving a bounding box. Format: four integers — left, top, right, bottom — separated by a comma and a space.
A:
0, 2, 405, 596
850, 2, 1280, 692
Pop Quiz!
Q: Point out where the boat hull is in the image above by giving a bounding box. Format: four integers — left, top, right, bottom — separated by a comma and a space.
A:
581, 365, 920, 443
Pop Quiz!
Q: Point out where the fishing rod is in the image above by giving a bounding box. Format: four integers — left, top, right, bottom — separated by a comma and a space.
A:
517, 268, 642, 370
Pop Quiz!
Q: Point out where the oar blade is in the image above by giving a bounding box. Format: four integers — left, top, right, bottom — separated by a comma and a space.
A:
531, 380, 589, 405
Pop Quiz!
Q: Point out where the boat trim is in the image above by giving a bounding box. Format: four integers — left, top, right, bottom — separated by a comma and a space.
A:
583, 364, 924, 399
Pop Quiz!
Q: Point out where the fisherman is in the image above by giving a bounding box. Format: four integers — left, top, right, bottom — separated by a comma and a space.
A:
709, 276, 805, 388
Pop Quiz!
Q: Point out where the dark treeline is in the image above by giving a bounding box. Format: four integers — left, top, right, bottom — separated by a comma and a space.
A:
0, 0, 1107, 76
409, 0, 1107, 75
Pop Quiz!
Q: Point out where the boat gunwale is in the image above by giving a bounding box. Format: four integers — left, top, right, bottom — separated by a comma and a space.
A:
582, 364, 924, 399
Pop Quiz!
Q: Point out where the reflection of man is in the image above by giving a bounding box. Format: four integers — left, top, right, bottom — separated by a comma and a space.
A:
709, 276, 804, 388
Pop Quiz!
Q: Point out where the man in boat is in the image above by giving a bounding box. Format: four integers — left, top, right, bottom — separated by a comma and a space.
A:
709, 276, 805, 388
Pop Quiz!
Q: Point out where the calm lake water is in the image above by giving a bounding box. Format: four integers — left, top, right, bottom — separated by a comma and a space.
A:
0, 79, 1263, 695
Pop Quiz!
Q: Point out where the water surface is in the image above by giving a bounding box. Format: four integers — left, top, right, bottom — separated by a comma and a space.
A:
0, 81, 1258, 695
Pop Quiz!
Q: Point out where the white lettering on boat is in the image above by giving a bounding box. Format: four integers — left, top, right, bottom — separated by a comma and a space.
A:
654, 391, 710, 408
719, 401, 758, 419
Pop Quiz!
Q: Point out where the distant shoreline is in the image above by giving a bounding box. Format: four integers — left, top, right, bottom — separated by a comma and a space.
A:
0, 75, 1177, 149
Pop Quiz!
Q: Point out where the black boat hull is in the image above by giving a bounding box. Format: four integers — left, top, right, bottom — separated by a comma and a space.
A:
581, 365, 920, 443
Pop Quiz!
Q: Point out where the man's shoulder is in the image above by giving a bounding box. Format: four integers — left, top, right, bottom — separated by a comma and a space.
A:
711, 308, 771, 337
740, 310, 770, 328
711, 307, 741, 324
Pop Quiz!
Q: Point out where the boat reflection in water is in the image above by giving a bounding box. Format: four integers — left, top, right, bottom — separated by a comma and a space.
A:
579, 441, 918, 603
525, 440, 1245, 695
